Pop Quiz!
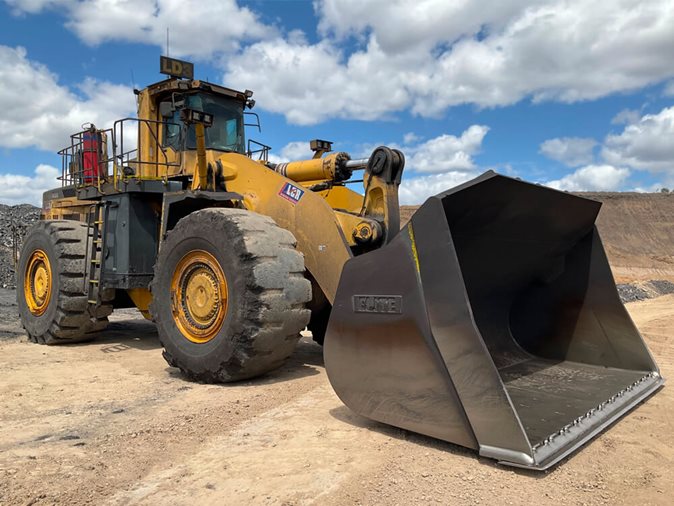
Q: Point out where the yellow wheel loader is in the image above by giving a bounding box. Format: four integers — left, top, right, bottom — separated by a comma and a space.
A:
17, 58, 663, 470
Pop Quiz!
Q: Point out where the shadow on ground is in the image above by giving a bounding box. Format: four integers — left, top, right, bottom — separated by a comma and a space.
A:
164, 339, 325, 386
328, 404, 562, 478
87, 319, 325, 384
87, 319, 161, 351
1, 285, 325, 386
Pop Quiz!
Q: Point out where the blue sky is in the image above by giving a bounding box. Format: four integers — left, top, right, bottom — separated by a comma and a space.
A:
1, 0, 674, 205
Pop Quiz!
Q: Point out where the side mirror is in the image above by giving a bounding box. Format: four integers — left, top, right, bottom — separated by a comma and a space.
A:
159, 101, 175, 119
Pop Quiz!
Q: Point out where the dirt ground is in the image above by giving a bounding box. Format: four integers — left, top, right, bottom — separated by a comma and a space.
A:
0, 286, 672, 506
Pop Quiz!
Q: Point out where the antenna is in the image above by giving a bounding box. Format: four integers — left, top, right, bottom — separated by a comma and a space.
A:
166, 27, 170, 57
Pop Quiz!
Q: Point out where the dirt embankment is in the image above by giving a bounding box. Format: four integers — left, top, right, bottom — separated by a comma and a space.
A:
401, 191, 674, 283
582, 192, 674, 282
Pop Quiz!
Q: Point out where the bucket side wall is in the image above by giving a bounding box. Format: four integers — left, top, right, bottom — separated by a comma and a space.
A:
324, 227, 478, 450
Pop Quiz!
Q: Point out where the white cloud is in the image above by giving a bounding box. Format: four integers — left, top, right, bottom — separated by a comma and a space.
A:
403, 132, 420, 144
316, 0, 530, 53
279, 141, 313, 161
539, 137, 596, 167
8, 1, 674, 124
395, 125, 489, 203
5, 0, 270, 59
0, 45, 136, 152
537, 105, 674, 190
266, 130, 487, 204
268, 141, 314, 164
602, 106, 674, 172
269, 127, 488, 204
417, 0, 674, 108
223, 0, 674, 124
544, 164, 630, 191
399, 171, 478, 205
405, 125, 489, 173
225, 37, 413, 125
611, 108, 642, 125
0, 164, 59, 205
268, 126, 487, 194
4, 0, 64, 14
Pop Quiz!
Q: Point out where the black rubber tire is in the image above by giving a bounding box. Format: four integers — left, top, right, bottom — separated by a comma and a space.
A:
150, 208, 312, 383
17, 220, 113, 344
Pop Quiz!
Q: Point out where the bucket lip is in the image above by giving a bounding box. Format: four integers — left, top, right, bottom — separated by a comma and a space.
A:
484, 371, 664, 471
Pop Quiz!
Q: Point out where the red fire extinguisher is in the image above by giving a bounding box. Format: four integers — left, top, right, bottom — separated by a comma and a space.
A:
82, 125, 104, 183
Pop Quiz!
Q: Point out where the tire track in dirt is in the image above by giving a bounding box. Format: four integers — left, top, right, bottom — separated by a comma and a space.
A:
111, 386, 383, 505
0, 314, 327, 506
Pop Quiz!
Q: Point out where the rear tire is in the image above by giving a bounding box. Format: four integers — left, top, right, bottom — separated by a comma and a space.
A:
150, 208, 312, 382
17, 220, 113, 344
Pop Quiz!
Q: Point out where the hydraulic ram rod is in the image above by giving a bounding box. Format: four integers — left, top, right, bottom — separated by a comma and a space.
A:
345, 158, 369, 170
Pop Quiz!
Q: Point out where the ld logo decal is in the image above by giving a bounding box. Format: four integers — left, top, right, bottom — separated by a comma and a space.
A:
278, 182, 305, 204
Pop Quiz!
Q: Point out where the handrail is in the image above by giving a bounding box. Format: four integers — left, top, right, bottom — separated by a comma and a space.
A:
247, 139, 271, 162
58, 119, 181, 192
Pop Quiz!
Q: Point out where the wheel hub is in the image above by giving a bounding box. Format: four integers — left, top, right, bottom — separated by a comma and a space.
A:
25, 249, 52, 316
172, 250, 228, 344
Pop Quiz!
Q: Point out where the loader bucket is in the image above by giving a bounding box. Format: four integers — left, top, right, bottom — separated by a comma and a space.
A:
324, 171, 663, 470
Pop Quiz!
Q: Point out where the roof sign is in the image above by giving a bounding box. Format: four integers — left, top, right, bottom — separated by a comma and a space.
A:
160, 56, 194, 80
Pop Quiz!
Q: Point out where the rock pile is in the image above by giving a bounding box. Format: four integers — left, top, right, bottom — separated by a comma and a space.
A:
616, 283, 650, 302
617, 280, 674, 303
0, 204, 41, 288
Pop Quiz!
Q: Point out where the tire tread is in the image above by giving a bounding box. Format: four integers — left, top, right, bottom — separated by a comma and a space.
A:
151, 208, 311, 382
18, 220, 113, 344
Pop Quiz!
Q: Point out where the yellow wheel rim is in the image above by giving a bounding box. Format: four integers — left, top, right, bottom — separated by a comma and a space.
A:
171, 250, 228, 344
24, 249, 52, 316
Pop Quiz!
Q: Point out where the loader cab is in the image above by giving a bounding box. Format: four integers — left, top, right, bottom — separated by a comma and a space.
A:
160, 91, 246, 155
56, 58, 259, 187
132, 74, 254, 179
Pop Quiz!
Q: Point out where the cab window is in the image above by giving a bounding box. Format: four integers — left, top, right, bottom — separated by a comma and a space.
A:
162, 93, 245, 154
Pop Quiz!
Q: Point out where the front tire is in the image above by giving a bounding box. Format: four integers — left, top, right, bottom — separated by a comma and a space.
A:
150, 209, 312, 382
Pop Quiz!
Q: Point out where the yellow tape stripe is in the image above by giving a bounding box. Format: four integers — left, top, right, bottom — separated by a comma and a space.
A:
408, 224, 421, 274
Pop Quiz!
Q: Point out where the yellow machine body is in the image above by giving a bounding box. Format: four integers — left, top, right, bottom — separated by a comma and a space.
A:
43, 76, 399, 310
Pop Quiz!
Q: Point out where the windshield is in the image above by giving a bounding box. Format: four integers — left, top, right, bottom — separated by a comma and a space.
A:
164, 93, 246, 153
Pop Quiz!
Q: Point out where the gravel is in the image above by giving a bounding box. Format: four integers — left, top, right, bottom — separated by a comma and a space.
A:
647, 279, 674, 295
617, 280, 674, 303
617, 284, 652, 303
0, 204, 41, 289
